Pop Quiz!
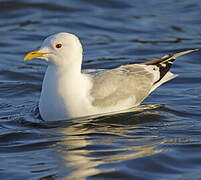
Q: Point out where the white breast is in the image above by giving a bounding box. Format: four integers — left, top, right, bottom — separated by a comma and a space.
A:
39, 65, 93, 121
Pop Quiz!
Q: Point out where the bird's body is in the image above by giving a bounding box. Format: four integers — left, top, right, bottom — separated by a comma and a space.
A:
24, 32, 197, 121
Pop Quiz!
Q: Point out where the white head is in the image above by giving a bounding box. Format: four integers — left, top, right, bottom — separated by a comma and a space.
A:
24, 32, 83, 70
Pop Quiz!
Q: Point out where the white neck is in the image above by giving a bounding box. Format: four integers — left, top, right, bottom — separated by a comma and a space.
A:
50, 51, 82, 74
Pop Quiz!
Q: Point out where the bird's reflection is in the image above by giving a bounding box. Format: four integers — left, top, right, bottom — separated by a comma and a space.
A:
54, 104, 168, 179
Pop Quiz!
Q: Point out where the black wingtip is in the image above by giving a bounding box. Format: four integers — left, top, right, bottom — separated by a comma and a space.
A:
156, 59, 174, 83
156, 49, 198, 80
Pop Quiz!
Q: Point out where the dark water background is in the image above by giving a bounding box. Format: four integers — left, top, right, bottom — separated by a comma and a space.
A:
0, 0, 201, 179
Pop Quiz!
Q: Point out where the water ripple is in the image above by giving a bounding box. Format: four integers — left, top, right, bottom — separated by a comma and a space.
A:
0, 0, 201, 179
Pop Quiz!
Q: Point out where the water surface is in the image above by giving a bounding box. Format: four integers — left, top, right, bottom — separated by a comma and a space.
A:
0, 0, 201, 179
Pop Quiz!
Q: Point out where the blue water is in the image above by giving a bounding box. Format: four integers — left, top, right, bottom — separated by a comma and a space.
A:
0, 0, 201, 179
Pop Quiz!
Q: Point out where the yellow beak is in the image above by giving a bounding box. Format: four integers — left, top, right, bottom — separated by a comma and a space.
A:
24, 50, 47, 61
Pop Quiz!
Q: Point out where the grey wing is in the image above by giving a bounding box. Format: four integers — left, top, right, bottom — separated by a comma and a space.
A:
89, 64, 156, 108
89, 49, 197, 108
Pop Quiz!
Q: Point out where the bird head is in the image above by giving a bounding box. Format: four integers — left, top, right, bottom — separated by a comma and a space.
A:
24, 32, 83, 69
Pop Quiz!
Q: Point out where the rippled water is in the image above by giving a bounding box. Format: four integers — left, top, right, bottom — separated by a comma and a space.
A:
1, 0, 201, 179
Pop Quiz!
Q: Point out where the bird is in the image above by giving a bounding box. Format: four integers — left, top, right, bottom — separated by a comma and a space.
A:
24, 32, 197, 121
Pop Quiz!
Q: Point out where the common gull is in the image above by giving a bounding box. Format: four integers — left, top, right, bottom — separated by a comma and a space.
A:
24, 32, 197, 121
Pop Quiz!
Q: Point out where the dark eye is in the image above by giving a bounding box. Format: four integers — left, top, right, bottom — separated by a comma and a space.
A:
56, 43, 62, 48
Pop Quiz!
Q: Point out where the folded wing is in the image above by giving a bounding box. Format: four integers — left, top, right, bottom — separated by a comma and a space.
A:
89, 49, 198, 108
